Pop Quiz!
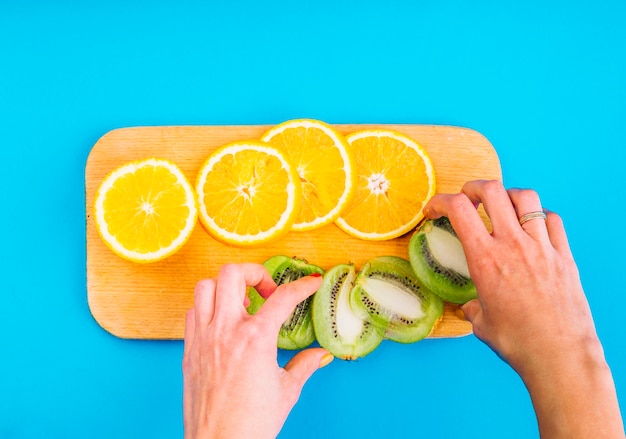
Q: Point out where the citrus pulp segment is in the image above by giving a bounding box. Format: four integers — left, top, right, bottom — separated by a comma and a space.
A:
94, 158, 198, 263
335, 130, 436, 240
261, 119, 356, 231
195, 141, 302, 246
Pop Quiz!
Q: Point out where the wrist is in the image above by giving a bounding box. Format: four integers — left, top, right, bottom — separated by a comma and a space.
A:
518, 336, 623, 438
516, 333, 606, 383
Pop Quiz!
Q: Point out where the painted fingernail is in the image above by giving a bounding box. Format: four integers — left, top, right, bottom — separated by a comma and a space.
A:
319, 353, 334, 368
310, 273, 322, 278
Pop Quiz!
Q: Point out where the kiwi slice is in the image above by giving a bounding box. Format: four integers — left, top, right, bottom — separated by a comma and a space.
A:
408, 217, 477, 304
349, 256, 444, 343
247, 255, 324, 350
312, 264, 384, 360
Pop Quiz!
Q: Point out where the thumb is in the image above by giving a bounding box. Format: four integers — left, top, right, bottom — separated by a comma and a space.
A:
282, 348, 332, 401
256, 275, 323, 334
461, 298, 489, 342
460, 298, 482, 325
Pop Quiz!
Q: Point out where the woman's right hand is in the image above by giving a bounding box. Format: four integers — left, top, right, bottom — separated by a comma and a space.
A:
424, 180, 624, 439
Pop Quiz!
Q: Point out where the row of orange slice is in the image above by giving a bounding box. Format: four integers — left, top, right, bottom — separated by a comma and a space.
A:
93, 119, 436, 263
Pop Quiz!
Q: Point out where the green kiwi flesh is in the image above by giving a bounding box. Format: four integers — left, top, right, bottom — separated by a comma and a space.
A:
312, 264, 384, 360
350, 256, 444, 343
247, 255, 324, 350
408, 217, 477, 304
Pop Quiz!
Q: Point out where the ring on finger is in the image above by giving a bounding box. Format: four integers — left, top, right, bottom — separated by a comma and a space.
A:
519, 211, 547, 226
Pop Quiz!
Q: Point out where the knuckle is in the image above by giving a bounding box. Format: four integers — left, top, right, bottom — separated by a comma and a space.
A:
517, 189, 541, 206
195, 278, 216, 294
219, 263, 240, 276
483, 179, 506, 195
508, 230, 535, 253
246, 319, 267, 337
239, 318, 270, 345
546, 210, 562, 224
448, 193, 472, 211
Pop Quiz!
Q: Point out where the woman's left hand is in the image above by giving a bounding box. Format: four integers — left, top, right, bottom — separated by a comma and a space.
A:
182, 263, 329, 439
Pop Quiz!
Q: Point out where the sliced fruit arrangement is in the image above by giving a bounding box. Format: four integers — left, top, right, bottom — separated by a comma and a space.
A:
261, 119, 357, 231
349, 256, 444, 344
91, 122, 462, 359
195, 141, 302, 247
247, 256, 325, 350
310, 256, 444, 360
93, 158, 197, 263
408, 217, 477, 304
311, 263, 385, 360
89, 120, 480, 363
335, 129, 436, 241
94, 120, 438, 262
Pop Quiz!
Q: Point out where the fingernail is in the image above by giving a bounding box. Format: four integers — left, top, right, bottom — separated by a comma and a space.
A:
310, 273, 322, 278
319, 353, 334, 368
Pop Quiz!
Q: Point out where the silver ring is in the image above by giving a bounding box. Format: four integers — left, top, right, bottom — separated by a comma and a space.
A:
519, 211, 547, 226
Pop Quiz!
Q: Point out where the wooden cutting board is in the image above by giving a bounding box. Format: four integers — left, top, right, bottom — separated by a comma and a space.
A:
85, 124, 501, 340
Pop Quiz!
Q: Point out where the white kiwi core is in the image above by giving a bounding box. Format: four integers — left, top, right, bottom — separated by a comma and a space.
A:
361, 278, 425, 319
426, 227, 470, 278
337, 272, 366, 343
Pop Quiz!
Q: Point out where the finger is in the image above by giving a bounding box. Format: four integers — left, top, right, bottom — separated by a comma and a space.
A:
424, 192, 490, 258
460, 298, 482, 324
544, 210, 574, 257
282, 348, 331, 403
213, 263, 277, 320
507, 188, 549, 241
461, 299, 489, 342
194, 279, 217, 328
255, 275, 323, 333
461, 180, 519, 236
182, 309, 195, 430
252, 267, 279, 299
183, 309, 195, 358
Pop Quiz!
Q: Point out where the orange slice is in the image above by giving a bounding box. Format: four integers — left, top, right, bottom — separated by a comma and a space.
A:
94, 158, 198, 263
335, 130, 436, 240
261, 119, 356, 231
195, 141, 302, 246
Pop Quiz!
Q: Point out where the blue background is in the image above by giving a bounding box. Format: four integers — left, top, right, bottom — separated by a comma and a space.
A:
1, 1, 624, 438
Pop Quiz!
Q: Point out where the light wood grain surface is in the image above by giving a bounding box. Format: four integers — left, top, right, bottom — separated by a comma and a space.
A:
85, 124, 501, 340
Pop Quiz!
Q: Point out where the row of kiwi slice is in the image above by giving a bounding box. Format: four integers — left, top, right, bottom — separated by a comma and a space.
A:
314, 257, 445, 359
246, 217, 477, 360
